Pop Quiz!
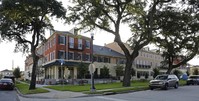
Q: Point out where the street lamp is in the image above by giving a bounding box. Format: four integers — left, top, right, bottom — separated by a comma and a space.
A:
59, 59, 64, 86
90, 33, 96, 92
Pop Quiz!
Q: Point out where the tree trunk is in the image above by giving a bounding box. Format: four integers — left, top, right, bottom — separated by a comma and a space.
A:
29, 52, 39, 90
166, 57, 173, 74
122, 58, 133, 87
166, 67, 173, 74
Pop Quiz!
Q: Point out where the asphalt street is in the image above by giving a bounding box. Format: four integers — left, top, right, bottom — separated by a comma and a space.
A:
0, 89, 19, 101
18, 85, 199, 101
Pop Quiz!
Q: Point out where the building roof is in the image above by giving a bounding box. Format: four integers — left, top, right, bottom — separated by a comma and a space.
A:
93, 45, 124, 58
1, 69, 13, 72
105, 42, 162, 55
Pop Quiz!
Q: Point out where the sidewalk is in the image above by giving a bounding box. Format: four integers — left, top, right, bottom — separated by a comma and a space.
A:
16, 82, 141, 101
17, 84, 88, 101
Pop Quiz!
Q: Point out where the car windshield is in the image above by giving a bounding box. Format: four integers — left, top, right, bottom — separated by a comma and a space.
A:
155, 75, 168, 80
0, 79, 12, 83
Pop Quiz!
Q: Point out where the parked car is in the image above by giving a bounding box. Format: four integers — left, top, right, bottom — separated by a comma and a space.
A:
0, 78, 15, 90
3, 75, 15, 83
186, 75, 199, 85
149, 74, 179, 90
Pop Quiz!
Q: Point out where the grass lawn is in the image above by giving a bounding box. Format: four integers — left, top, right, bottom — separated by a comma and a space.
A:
45, 80, 149, 92
45, 79, 187, 94
45, 82, 122, 92
15, 82, 49, 95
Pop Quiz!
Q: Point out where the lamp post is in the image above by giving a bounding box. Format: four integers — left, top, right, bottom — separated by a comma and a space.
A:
59, 59, 64, 86
90, 33, 96, 92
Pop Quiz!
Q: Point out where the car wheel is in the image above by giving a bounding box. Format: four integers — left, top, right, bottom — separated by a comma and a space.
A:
174, 83, 178, 89
164, 84, 168, 90
150, 87, 154, 90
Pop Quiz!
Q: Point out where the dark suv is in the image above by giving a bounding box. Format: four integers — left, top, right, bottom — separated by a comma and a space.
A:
186, 75, 199, 85
149, 74, 179, 90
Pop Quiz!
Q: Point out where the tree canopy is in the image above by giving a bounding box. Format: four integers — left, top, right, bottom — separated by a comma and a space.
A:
0, 0, 66, 89
66, 0, 176, 87
13, 67, 21, 79
153, 1, 199, 74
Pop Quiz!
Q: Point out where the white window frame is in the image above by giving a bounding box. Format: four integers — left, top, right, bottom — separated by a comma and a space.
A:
69, 37, 74, 48
58, 50, 65, 59
77, 52, 82, 60
78, 39, 82, 49
69, 51, 74, 60
85, 53, 90, 61
85, 40, 90, 49
59, 35, 65, 45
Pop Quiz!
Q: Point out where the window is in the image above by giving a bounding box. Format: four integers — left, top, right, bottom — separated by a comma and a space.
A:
104, 57, 110, 63
69, 37, 74, 48
53, 36, 56, 45
50, 39, 53, 47
85, 54, 90, 61
50, 52, 55, 61
59, 35, 65, 44
50, 52, 52, 60
85, 40, 90, 49
98, 57, 103, 62
44, 57, 48, 63
58, 50, 65, 59
78, 39, 82, 49
68, 52, 74, 60
47, 42, 49, 50
93, 56, 97, 62
77, 53, 82, 60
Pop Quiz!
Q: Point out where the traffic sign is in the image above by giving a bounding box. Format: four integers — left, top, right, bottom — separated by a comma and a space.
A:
89, 63, 96, 74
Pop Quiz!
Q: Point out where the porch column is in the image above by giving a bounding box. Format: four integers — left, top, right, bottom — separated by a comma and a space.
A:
74, 67, 77, 79
64, 67, 69, 79
55, 66, 58, 79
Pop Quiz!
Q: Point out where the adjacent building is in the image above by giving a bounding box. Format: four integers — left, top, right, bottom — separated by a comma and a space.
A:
0, 69, 13, 78
24, 55, 33, 81
189, 66, 199, 75
105, 42, 163, 79
35, 30, 93, 84
92, 45, 125, 77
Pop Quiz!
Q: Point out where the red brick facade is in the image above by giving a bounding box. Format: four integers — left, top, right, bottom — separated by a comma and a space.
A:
38, 31, 93, 65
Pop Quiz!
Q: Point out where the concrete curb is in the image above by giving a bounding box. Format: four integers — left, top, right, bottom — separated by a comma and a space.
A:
15, 87, 54, 99
15, 87, 93, 99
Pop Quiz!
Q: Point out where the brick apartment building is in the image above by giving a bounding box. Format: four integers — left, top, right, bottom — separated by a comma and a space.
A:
36, 30, 93, 83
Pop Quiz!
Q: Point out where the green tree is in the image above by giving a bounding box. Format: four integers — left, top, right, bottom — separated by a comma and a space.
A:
193, 68, 199, 75
77, 62, 89, 79
153, 4, 199, 74
172, 69, 182, 79
131, 68, 136, 77
13, 67, 21, 79
100, 66, 110, 78
115, 65, 124, 79
0, 0, 66, 89
153, 68, 159, 78
145, 73, 149, 79
137, 73, 140, 79
66, 0, 173, 87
